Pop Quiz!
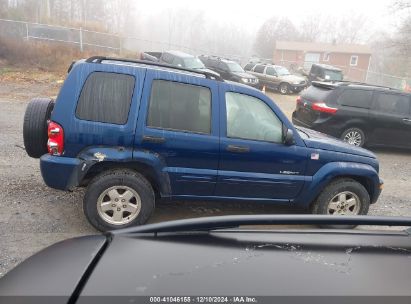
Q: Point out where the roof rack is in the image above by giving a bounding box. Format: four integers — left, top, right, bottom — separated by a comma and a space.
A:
313, 80, 402, 92
85, 56, 223, 81
110, 214, 411, 234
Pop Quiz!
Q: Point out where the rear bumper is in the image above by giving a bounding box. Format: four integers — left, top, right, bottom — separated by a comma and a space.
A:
292, 111, 342, 138
40, 155, 83, 190
292, 111, 312, 128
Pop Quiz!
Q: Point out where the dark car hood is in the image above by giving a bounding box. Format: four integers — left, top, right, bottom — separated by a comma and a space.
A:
0, 235, 107, 299
231, 71, 257, 79
195, 68, 220, 78
297, 127, 376, 159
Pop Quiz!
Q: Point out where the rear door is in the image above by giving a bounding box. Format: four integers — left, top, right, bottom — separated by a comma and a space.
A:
215, 87, 307, 201
134, 70, 220, 197
249, 64, 266, 85
369, 92, 411, 147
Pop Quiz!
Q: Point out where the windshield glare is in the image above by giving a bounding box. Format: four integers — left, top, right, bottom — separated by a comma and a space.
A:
226, 62, 244, 73
276, 66, 291, 76
183, 58, 205, 69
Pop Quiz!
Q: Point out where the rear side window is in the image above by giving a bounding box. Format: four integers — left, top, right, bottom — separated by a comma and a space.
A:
254, 65, 265, 73
147, 80, 211, 134
338, 89, 373, 108
374, 93, 410, 114
302, 85, 333, 101
244, 63, 254, 71
76, 72, 135, 124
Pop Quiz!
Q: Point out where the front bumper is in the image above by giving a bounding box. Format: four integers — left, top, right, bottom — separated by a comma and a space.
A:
289, 83, 307, 92
373, 179, 384, 204
40, 154, 83, 190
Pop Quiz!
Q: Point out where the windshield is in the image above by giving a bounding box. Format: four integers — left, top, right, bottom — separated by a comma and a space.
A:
226, 62, 244, 73
276, 66, 291, 76
324, 69, 343, 81
183, 58, 206, 69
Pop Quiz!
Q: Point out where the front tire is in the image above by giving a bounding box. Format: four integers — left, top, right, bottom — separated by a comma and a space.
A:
310, 178, 370, 229
341, 127, 365, 147
279, 83, 289, 95
83, 169, 155, 231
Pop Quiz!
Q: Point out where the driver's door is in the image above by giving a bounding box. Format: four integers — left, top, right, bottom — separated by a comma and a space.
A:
215, 89, 307, 201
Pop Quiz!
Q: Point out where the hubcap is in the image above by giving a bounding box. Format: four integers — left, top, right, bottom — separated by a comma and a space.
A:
280, 85, 287, 93
343, 131, 362, 146
97, 186, 141, 225
327, 191, 361, 215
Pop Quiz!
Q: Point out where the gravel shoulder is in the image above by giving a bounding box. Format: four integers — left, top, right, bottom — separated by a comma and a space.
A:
0, 71, 410, 277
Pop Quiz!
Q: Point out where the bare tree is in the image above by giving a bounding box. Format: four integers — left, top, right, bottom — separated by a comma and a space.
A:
254, 16, 299, 58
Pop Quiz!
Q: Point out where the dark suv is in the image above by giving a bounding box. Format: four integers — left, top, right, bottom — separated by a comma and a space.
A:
308, 64, 343, 83
199, 55, 259, 87
23, 57, 382, 231
292, 81, 411, 148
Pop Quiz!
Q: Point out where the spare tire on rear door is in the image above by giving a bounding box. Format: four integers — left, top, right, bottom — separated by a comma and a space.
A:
23, 98, 54, 158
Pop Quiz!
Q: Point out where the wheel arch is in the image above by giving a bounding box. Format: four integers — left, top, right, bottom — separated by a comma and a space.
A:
296, 162, 380, 208
82, 161, 167, 199
308, 175, 376, 209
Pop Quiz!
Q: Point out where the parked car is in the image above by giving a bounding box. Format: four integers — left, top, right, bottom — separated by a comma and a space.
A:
244, 63, 307, 94
1, 215, 411, 302
22, 56, 382, 231
307, 63, 344, 83
198, 55, 259, 87
140, 50, 220, 78
292, 81, 411, 148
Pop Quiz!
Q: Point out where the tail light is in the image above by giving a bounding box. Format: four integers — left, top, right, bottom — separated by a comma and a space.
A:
312, 102, 338, 114
47, 121, 64, 156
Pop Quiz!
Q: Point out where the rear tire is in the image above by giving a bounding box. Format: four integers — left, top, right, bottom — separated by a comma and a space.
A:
341, 127, 365, 147
83, 169, 155, 231
23, 98, 54, 158
310, 178, 370, 229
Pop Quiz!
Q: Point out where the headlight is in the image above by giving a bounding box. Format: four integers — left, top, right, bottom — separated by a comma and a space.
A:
241, 78, 249, 83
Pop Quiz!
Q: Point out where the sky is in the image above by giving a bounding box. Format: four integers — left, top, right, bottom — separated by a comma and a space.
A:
138, 0, 398, 34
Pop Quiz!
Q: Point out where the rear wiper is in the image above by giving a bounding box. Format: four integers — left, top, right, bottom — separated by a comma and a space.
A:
109, 215, 411, 235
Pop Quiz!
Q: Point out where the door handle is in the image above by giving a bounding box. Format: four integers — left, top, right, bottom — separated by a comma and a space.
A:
402, 118, 411, 124
142, 135, 166, 144
226, 145, 250, 153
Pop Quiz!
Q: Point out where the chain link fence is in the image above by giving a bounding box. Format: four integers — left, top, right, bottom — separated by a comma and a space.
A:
1, 18, 410, 91
279, 59, 411, 91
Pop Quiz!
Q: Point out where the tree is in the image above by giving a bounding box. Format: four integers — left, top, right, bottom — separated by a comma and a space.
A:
254, 17, 299, 58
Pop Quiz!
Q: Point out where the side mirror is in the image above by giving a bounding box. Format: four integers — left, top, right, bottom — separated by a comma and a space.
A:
284, 129, 295, 146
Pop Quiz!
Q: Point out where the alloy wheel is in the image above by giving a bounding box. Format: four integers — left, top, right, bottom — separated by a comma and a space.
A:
97, 185, 141, 225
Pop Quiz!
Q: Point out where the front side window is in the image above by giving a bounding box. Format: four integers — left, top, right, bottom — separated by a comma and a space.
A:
76, 72, 135, 124
276, 66, 291, 76
266, 67, 277, 76
338, 89, 373, 108
374, 93, 410, 114
147, 80, 211, 134
225, 92, 283, 143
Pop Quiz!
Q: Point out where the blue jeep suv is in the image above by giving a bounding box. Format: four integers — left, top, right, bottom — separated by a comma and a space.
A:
22, 56, 383, 231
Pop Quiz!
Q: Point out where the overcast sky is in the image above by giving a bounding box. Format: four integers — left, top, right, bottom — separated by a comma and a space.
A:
138, 0, 398, 34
